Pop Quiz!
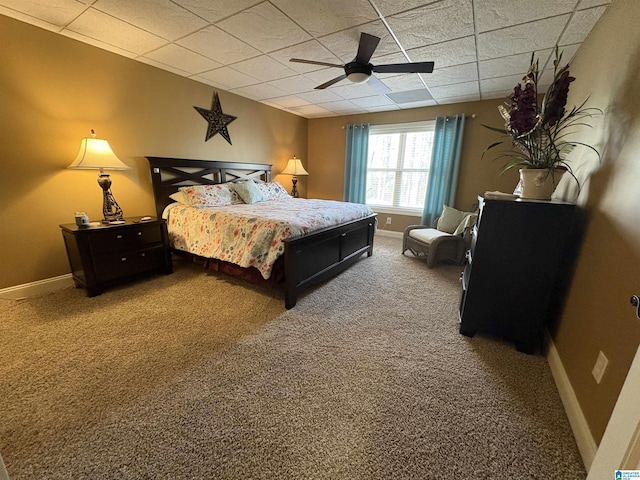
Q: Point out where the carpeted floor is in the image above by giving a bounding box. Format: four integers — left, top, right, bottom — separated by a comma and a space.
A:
0, 235, 586, 479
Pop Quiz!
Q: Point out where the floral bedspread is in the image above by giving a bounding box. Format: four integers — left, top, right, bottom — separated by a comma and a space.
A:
164, 198, 374, 279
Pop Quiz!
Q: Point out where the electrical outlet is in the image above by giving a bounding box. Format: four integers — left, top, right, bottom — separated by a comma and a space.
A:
385, 217, 392, 225
592, 351, 609, 384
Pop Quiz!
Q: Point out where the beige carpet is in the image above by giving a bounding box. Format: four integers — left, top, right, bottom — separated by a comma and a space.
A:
0, 236, 585, 479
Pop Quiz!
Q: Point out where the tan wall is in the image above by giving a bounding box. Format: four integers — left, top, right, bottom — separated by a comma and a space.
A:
0, 15, 307, 289
307, 100, 520, 231
548, 0, 640, 444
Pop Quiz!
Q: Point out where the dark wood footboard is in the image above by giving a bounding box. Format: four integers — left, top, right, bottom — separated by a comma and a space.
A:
283, 214, 377, 308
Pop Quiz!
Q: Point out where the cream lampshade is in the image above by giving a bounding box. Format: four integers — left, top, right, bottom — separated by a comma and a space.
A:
68, 129, 130, 223
280, 156, 309, 198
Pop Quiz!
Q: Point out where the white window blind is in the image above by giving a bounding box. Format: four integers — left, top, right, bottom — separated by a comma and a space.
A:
366, 121, 436, 212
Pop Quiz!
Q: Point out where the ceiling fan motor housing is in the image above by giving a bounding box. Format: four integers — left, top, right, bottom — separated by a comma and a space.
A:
345, 61, 373, 83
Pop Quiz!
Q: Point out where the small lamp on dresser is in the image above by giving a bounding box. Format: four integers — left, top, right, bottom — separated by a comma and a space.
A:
281, 155, 309, 198
68, 129, 130, 224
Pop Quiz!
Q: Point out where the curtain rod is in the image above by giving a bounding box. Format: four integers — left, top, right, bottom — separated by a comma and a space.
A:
341, 113, 476, 128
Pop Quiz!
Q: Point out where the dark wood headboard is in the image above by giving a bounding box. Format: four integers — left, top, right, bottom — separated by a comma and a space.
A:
146, 157, 272, 218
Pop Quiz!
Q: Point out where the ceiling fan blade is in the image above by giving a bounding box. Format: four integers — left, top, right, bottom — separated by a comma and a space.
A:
367, 75, 391, 94
355, 32, 380, 64
289, 58, 344, 68
373, 61, 435, 74
315, 74, 347, 89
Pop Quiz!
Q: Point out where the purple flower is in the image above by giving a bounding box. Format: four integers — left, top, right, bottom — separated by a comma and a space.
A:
543, 67, 575, 128
508, 80, 538, 137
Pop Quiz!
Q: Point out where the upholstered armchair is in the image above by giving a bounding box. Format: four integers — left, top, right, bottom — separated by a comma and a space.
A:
402, 206, 477, 268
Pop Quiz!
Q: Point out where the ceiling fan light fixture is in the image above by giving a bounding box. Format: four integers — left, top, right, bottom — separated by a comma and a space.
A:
345, 61, 372, 84
346, 72, 370, 84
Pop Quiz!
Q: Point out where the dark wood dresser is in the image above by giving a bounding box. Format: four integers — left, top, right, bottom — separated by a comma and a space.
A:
458, 196, 576, 354
60, 217, 173, 297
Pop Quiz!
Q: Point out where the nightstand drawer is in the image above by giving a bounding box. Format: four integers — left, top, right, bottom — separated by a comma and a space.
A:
93, 245, 166, 282
89, 223, 163, 254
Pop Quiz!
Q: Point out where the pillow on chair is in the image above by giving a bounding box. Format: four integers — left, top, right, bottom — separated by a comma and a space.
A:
437, 205, 478, 235
437, 205, 466, 233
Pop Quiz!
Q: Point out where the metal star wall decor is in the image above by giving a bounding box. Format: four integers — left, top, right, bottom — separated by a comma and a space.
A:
194, 92, 237, 144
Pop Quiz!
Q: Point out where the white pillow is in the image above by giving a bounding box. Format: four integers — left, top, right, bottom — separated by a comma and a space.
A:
233, 180, 265, 204
437, 205, 465, 233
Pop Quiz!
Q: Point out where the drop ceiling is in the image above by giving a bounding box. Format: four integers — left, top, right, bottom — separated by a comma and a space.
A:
0, 0, 612, 118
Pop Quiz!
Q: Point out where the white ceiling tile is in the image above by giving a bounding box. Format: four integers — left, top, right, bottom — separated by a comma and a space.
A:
61, 28, 137, 57
0, 6, 64, 32
479, 50, 551, 79
318, 100, 363, 113
270, 0, 378, 37
560, 6, 607, 45
475, 0, 576, 33
406, 36, 477, 69
137, 56, 191, 76
366, 104, 401, 112
374, 0, 441, 17
267, 96, 311, 108
430, 80, 480, 98
190, 75, 229, 90
64, 8, 166, 54
144, 44, 222, 74
290, 104, 335, 116
216, 2, 311, 53
297, 89, 344, 104
232, 55, 298, 82
198, 67, 260, 89
232, 82, 288, 100
431, 95, 476, 105
578, 0, 610, 8
555, 43, 581, 64
177, 26, 261, 64
398, 99, 438, 109
477, 15, 570, 60
482, 90, 513, 101
380, 74, 425, 92
177, 0, 261, 23
480, 74, 526, 94
268, 75, 320, 95
330, 82, 383, 99
269, 40, 343, 74
318, 21, 398, 63
350, 96, 395, 108
92, 0, 206, 41
387, 0, 475, 50
0, 0, 88, 27
427, 62, 478, 87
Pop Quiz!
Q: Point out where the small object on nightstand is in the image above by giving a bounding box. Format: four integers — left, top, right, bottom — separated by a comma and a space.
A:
141, 216, 152, 221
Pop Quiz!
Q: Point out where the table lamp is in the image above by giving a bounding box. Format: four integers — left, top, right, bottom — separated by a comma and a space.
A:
281, 156, 309, 198
68, 129, 130, 223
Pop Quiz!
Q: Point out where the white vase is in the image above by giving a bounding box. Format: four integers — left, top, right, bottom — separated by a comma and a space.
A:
518, 168, 565, 200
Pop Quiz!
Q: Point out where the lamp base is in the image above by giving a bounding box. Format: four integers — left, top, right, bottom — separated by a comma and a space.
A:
97, 173, 124, 223
290, 176, 299, 198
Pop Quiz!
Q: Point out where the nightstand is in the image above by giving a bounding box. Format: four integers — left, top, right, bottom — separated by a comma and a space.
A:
60, 217, 173, 296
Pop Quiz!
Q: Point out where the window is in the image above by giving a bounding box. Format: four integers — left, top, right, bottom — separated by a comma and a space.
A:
365, 121, 435, 213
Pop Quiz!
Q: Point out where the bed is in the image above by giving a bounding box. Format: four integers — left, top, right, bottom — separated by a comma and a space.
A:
147, 157, 377, 308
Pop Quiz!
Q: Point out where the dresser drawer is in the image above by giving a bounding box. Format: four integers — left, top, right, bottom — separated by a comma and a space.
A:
93, 245, 166, 282
89, 223, 163, 254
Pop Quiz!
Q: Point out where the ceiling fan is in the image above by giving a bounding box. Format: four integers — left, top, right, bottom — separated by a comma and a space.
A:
290, 32, 435, 91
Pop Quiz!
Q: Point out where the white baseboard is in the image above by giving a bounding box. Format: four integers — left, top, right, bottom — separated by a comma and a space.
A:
375, 229, 403, 239
0, 274, 74, 300
546, 332, 598, 470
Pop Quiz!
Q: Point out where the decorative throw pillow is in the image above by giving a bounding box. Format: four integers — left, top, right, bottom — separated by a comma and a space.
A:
233, 180, 265, 204
169, 191, 189, 205
257, 181, 290, 200
437, 205, 466, 233
178, 184, 242, 207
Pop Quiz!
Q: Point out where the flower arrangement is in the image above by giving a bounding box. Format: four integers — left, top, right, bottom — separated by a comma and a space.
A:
483, 47, 601, 187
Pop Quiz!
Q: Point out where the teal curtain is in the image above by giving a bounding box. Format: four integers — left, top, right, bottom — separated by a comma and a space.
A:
421, 115, 466, 226
344, 123, 370, 203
